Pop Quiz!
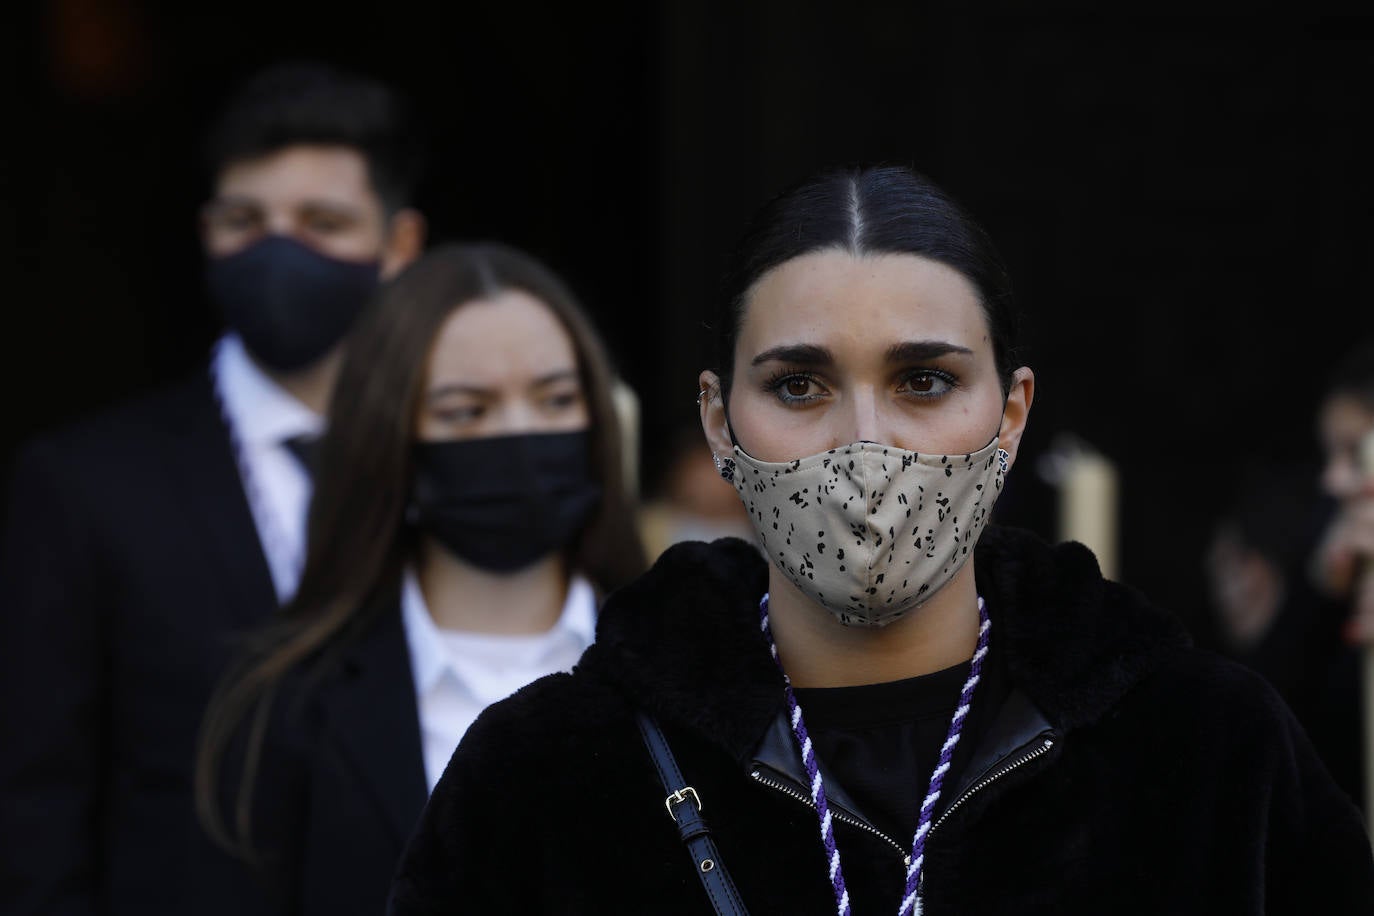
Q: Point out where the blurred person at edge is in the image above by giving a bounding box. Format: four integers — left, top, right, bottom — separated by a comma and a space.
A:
1201, 458, 1363, 814
0, 61, 425, 915
1313, 340, 1374, 643
1306, 340, 1374, 808
192, 241, 647, 915
639, 424, 756, 560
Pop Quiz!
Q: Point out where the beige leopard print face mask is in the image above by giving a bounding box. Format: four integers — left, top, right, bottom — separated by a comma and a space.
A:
727, 437, 1009, 626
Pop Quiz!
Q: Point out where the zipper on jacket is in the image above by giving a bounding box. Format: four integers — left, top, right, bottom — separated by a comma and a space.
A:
913, 735, 1055, 901
750, 767, 911, 864
752, 734, 1056, 875
927, 735, 1055, 843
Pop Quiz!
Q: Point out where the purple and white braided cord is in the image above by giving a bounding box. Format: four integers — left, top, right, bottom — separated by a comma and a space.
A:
899, 596, 989, 915
760, 595, 851, 915
759, 593, 991, 916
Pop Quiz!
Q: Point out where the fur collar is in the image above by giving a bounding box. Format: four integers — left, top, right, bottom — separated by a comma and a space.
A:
583, 525, 1191, 764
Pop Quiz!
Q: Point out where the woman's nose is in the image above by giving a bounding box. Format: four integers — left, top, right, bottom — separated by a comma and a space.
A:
847, 387, 888, 446
493, 400, 541, 436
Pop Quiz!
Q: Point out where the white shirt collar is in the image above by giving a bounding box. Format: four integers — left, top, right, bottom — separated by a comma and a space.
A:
401, 568, 598, 696
212, 333, 324, 445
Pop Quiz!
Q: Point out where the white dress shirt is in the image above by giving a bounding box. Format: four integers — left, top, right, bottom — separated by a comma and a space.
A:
400, 568, 598, 793
211, 333, 324, 604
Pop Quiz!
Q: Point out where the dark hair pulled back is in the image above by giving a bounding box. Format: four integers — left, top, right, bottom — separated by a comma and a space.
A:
715, 164, 1021, 399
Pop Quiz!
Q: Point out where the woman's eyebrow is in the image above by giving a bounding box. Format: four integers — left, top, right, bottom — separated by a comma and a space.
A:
531, 368, 579, 387
427, 383, 488, 401
885, 340, 973, 363
750, 343, 832, 367
428, 369, 578, 401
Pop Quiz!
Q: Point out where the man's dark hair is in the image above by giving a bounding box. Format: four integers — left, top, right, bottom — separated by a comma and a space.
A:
202, 60, 426, 213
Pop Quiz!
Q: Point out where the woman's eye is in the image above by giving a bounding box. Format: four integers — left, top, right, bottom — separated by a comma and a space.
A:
899, 370, 954, 398
435, 405, 483, 424
543, 390, 583, 411
769, 373, 824, 404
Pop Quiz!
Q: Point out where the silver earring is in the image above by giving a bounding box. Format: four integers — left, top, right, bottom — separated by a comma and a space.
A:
714, 453, 735, 482
697, 388, 709, 405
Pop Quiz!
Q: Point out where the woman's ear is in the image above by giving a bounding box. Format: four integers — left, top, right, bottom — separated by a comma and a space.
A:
998, 367, 1035, 468
698, 370, 734, 459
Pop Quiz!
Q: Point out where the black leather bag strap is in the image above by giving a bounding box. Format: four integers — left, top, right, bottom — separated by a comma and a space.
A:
635, 712, 751, 916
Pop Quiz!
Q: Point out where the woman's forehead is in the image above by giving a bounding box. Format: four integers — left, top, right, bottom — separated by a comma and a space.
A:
737, 249, 990, 356
428, 291, 578, 383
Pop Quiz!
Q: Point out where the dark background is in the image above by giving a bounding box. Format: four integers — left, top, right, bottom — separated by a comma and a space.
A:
7, 1, 1374, 639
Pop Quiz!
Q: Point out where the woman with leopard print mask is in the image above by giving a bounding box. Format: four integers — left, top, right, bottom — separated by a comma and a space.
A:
389, 166, 1374, 915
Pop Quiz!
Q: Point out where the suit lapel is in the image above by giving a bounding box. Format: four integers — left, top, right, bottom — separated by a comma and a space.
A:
165, 372, 279, 626
319, 597, 430, 844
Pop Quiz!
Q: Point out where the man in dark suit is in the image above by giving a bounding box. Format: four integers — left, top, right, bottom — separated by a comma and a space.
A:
0, 61, 426, 914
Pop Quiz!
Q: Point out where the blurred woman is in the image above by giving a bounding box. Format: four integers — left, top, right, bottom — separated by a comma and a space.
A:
194, 241, 646, 914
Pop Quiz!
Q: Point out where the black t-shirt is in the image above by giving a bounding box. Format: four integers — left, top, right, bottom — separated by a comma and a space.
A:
791, 645, 1010, 850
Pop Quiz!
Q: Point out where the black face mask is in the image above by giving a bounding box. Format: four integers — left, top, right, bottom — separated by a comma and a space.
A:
410, 430, 603, 573
206, 235, 380, 372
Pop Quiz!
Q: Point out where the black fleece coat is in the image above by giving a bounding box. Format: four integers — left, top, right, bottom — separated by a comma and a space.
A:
389, 527, 1374, 914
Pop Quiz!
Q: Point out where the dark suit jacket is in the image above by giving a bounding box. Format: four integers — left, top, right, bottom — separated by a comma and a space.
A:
194, 592, 429, 916
0, 371, 281, 915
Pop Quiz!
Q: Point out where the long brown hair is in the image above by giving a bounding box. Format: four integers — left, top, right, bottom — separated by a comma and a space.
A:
195, 241, 647, 857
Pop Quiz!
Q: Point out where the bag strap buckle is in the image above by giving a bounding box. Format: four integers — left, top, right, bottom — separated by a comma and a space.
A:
665, 786, 702, 822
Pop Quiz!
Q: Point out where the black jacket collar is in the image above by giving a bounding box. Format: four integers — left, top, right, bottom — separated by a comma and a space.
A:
750, 681, 1055, 833
586, 525, 1191, 770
